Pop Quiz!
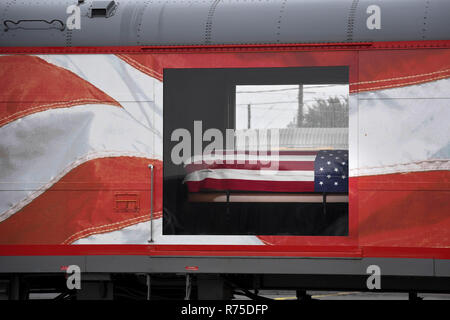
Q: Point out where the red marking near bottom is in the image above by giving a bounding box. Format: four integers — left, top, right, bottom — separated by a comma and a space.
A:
185, 266, 199, 271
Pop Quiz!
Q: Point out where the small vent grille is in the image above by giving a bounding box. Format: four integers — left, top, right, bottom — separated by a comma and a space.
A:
88, 1, 117, 18
91, 9, 107, 17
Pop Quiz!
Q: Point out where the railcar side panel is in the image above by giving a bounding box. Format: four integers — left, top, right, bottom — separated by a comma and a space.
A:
0, 45, 448, 262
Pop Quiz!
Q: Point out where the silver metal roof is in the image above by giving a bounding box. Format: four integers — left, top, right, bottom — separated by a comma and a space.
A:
1, 0, 449, 47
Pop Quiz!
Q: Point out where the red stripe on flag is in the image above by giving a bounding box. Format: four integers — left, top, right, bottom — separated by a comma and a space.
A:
354, 49, 450, 92
0, 157, 162, 245
117, 49, 450, 92
116, 51, 357, 82
186, 179, 314, 193
0, 55, 121, 127
357, 170, 450, 247
258, 171, 450, 248
357, 170, 450, 191
213, 150, 319, 156
116, 54, 163, 81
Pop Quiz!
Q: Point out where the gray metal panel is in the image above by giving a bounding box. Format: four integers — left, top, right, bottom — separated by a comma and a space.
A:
69, 1, 122, 46
353, 0, 432, 42
426, 0, 450, 41
148, 257, 433, 276
1, 0, 449, 47
0, 256, 86, 273
210, 0, 281, 44
137, 1, 212, 45
0, 0, 72, 47
119, 0, 163, 46
0, 255, 442, 278
435, 259, 450, 277
87, 256, 364, 275
280, 0, 353, 43
363, 258, 434, 277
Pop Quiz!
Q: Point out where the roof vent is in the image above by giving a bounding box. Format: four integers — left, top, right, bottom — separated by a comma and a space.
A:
88, 1, 117, 18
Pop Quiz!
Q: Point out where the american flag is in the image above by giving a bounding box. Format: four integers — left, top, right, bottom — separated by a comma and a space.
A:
184, 150, 349, 193
314, 150, 348, 193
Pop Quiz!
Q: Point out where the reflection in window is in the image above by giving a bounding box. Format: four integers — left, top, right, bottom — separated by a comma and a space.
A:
235, 84, 349, 150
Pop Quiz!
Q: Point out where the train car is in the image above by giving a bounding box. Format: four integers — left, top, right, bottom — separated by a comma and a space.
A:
0, 0, 449, 300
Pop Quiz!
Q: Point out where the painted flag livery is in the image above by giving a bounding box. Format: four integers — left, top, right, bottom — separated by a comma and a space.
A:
0, 48, 448, 248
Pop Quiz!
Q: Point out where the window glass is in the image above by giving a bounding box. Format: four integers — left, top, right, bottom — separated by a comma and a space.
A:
163, 67, 349, 236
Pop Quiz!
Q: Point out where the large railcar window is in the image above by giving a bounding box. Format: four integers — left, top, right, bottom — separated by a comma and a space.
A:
163, 67, 349, 236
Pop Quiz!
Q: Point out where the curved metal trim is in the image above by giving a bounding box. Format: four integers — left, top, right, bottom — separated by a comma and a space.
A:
346, 0, 360, 41
204, 0, 221, 44
3, 19, 65, 32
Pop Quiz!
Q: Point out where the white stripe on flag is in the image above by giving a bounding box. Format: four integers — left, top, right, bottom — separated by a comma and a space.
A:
0, 104, 158, 222
350, 78, 450, 177
184, 169, 314, 182
185, 154, 316, 165
37, 54, 163, 135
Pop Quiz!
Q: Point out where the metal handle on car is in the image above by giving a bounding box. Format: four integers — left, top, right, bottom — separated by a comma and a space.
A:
148, 164, 154, 243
